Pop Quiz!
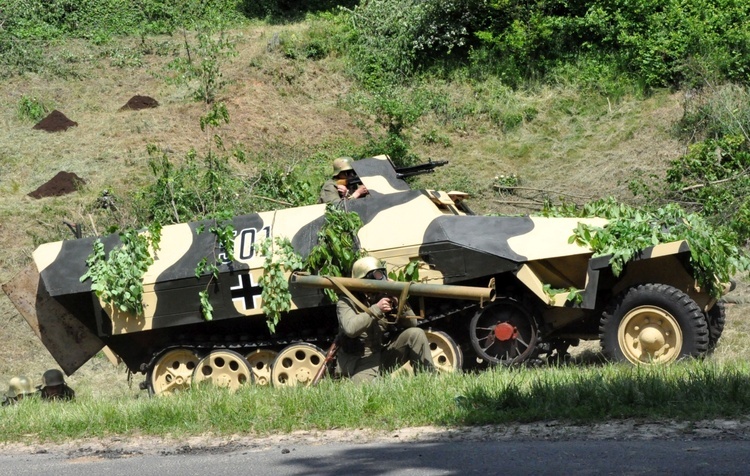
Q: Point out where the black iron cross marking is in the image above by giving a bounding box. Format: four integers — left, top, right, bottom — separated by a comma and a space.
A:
230, 273, 262, 310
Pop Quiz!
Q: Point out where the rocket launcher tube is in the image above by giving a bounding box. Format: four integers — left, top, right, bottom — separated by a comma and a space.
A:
290, 273, 495, 304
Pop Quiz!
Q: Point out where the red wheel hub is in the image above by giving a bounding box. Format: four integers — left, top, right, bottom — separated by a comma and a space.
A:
494, 322, 517, 341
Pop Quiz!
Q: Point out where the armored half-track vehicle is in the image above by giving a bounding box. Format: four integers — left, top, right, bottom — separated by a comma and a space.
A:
3, 155, 732, 395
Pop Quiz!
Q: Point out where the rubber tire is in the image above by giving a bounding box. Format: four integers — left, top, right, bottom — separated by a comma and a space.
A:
706, 300, 727, 352
600, 283, 709, 364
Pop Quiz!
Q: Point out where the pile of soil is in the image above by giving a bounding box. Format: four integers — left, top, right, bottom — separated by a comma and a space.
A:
32, 110, 78, 132
28, 171, 86, 199
120, 95, 159, 111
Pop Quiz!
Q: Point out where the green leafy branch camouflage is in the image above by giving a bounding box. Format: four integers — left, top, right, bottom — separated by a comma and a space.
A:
80, 223, 162, 316
306, 204, 366, 301
388, 259, 422, 282
256, 237, 305, 333
195, 211, 236, 321
542, 284, 583, 305
544, 198, 750, 298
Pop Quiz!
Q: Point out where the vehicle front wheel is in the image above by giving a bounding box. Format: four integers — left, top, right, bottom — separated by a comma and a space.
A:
706, 300, 726, 352
600, 283, 709, 364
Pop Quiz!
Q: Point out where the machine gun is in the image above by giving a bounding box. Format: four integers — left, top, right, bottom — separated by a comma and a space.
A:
338, 159, 449, 195
394, 159, 449, 180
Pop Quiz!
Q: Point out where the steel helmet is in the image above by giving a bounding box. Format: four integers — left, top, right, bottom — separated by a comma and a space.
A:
351, 256, 386, 279
41, 369, 65, 388
332, 157, 354, 177
7, 376, 34, 398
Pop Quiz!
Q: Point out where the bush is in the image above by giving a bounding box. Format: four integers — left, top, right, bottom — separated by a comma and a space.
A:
336, 0, 750, 91
665, 135, 750, 242
341, 0, 489, 87
16, 95, 49, 122
0, 32, 47, 78
676, 83, 750, 141
0, 0, 245, 40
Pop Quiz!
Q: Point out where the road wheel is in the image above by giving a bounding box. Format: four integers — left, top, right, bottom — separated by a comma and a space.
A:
396, 330, 464, 376
192, 349, 253, 391
149, 348, 199, 396
271, 343, 326, 387
245, 349, 278, 386
706, 300, 726, 352
426, 330, 463, 373
469, 298, 538, 366
600, 283, 709, 364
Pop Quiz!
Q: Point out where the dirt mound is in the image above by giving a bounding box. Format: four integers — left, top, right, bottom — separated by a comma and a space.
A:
120, 95, 159, 111
32, 110, 78, 132
28, 171, 86, 199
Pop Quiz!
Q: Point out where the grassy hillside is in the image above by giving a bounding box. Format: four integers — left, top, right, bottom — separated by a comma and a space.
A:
1, 19, 747, 397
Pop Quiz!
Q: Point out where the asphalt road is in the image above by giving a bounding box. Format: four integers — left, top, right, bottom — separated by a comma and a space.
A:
3, 439, 750, 475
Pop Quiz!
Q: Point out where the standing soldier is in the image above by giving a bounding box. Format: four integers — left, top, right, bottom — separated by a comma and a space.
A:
37, 369, 75, 401
335, 256, 435, 382
2, 376, 36, 405
319, 157, 368, 204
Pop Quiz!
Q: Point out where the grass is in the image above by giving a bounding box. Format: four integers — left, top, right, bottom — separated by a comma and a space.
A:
3, 360, 750, 443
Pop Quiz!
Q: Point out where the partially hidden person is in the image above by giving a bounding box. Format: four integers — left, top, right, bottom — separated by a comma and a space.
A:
336, 256, 435, 382
37, 368, 75, 401
319, 157, 368, 204
2, 376, 36, 405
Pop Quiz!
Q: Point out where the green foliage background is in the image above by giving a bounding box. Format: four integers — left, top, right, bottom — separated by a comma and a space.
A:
5, 0, 750, 89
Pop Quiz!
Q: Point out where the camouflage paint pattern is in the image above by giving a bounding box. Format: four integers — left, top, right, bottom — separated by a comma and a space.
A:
2, 155, 728, 376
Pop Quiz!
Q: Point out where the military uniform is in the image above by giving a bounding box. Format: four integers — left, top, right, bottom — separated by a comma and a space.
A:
319, 156, 368, 204
336, 295, 434, 382
319, 178, 345, 204
38, 384, 75, 401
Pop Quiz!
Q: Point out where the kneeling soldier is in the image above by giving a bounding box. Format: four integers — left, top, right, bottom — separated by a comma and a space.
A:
336, 256, 435, 382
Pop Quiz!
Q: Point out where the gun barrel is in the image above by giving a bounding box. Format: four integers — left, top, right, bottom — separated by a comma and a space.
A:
291, 273, 494, 302
395, 160, 448, 180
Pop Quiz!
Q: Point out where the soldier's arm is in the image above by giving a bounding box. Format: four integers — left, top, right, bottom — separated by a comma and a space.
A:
336, 298, 383, 337
319, 180, 344, 204
396, 305, 418, 328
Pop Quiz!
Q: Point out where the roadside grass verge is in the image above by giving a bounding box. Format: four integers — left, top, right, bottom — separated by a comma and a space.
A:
3, 360, 750, 443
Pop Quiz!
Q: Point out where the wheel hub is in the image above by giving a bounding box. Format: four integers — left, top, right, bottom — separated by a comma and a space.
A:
618, 306, 682, 364
149, 348, 199, 396
295, 368, 311, 384
425, 330, 463, 373
246, 350, 278, 386
494, 322, 517, 341
638, 326, 666, 352
271, 343, 326, 387
192, 350, 252, 391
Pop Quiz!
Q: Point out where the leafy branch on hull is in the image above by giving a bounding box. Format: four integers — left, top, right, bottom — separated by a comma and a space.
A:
544, 198, 750, 299
80, 223, 163, 316
256, 237, 305, 333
